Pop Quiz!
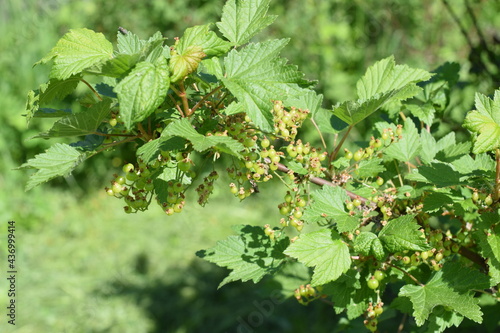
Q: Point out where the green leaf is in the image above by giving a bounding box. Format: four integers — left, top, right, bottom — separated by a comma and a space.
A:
117, 30, 143, 54
384, 118, 421, 161
25, 77, 81, 125
322, 269, 362, 316
177, 24, 231, 57
332, 90, 398, 126
197, 225, 287, 288
476, 224, 500, 285
36, 28, 114, 80
406, 103, 435, 126
217, 0, 277, 46
284, 229, 351, 286
136, 136, 186, 164
19, 143, 85, 190
379, 215, 430, 252
116, 30, 165, 62
169, 45, 205, 82
165, 118, 244, 157
34, 99, 112, 138
426, 311, 464, 333
441, 261, 491, 293
284, 90, 323, 117
355, 157, 386, 178
463, 90, 500, 153
332, 56, 432, 126
114, 58, 170, 129
303, 186, 359, 233
353, 232, 386, 261
423, 192, 454, 213
220, 39, 310, 132
222, 101, 245, 116
356, 55, 433, 100
98, 53, 141, 78
399, 270, 483, 326
416, 162, 465, 187
419, 129, 438, 164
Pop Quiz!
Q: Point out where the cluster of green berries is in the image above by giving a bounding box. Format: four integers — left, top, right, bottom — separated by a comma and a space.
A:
158, 179, 186, 215
344, 125, 403, 163
364, 301, 384, 332
278, 189, 307, 232
471, 190, 495, 208
272, 100, 309, 140
394, 231, 456, 271
367, 269, 385, 290
293, 284, 321, 305
195, 171, 218, 206
105, 160, 157, 213
285, 139, 327, 177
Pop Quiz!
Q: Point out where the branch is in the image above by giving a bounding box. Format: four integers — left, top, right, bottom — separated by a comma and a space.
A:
263, 157, 369, 203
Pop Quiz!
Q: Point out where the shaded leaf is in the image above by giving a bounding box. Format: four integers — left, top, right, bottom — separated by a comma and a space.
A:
197, 225, 288, 288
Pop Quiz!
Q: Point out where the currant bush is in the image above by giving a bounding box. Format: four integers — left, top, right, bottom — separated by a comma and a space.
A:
21, 0, 500, 331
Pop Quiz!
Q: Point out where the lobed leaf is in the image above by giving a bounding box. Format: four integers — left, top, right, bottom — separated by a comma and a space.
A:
197, 225, 288, 288
284, 229, 351, 286
463, 90, 500, 153
220, 39, 311, 132
356, 55, 433, 100
36, 28, 114, 80
384, 118, 421, 162
164, 118, 244, 157
19, 143, 85, 190
400, 270, 483, 326
302, 186, 359, 233
34, 99, 112, 138
114, 57, 170, 129
379, 215, 430, 252
217, 0, 277, 46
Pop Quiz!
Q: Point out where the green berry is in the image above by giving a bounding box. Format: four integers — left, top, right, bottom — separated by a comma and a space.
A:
353, 150, 363, 161
367, 278, 379, 290
261, 138, 270, 148
373, 270, 385, 281
123, 163, 135, 173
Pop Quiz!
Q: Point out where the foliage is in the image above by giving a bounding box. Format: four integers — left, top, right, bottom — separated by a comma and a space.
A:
20, 0, 500, 331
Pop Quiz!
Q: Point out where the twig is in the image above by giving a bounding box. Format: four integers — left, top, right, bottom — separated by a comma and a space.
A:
80, 79, 103, 101
263, 157, 369, 203
386, 262, 424, 286
191, 86, 223, 113
310, 117, 327, 150
328, 124, 354, 172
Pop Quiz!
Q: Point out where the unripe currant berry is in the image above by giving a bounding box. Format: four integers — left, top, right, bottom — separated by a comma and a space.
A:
260, 138, 270, 148
367, 278, 379, 290
373, 270, 385, 281
123, 163, 135, 173
109, 118, 118, 127
396, 125, 403, 136
484, 194, 493, 206
344, 149, 353, 160
353, 150, 363, 161
112, 182, 124, 194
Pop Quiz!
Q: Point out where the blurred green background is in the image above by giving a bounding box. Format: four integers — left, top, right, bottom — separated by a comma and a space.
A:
0, 0, 499, 332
